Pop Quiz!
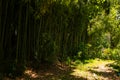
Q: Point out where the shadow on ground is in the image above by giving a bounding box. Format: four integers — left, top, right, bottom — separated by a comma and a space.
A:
88, 62, 120, 80
28, 63, 87, 80
88, 69, 117, 79
3, 63, 87, 80
3, 60, 120, 80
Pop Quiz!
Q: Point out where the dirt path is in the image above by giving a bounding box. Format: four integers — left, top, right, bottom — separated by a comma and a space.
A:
4, 60, 120, 80
88, 62, 119, 80
71, 60, 120, 80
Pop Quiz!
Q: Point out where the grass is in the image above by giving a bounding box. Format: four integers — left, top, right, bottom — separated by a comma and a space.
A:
70, 58, 117, 80
72, 58, 114, 71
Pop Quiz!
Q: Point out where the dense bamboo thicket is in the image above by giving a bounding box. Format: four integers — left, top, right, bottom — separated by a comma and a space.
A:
0, 0, 116, 77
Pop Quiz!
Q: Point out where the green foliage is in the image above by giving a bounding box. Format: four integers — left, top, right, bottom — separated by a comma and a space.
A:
1, 0, 120, 77
86, 0, 120, 60
66, 57, 72, 65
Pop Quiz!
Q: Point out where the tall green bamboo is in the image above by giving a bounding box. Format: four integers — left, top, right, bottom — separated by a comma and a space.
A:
16, 2, 22, 64
0, 0, 114, 77
0, 0, 2, 60
22, 1, 29, 65
1, 1, 9, 60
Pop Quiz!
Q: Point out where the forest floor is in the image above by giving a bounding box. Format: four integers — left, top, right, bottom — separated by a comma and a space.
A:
4, 59, 120, 80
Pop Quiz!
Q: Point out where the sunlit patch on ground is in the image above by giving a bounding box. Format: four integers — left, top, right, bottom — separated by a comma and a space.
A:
24, 69, 38, 78
70, 69, 95, 80
70, 59, 120, 80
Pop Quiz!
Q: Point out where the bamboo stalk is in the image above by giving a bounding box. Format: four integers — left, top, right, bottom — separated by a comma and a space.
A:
16, 3, 22, 63
0, 0, 2, 60
0, 0, 2, 38
1, 1, 9, 60
23, 1, 29, 65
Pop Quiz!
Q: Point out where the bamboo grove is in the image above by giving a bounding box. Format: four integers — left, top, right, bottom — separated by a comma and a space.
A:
0, 0, 114, 77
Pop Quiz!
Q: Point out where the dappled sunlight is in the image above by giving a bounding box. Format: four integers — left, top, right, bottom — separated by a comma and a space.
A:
24, 69, 38, 78
70, 59, 120, 80
3, 59, 120, 80
88, 69, 118, 80
71, 68, 101, 80
44, 72, 53, 76
1, 0, 120, 79
22, 63, 70, 79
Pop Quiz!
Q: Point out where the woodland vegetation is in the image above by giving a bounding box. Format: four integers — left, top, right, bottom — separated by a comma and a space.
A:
0, 0, 120, 79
